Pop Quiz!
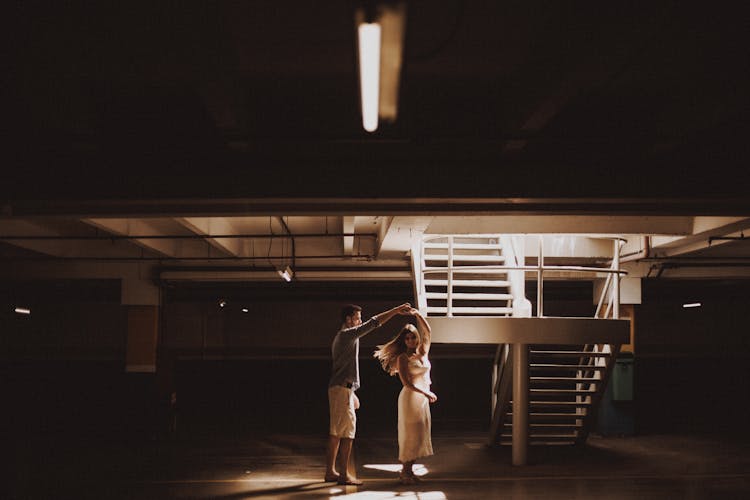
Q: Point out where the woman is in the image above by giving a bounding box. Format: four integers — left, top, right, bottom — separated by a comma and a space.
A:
374, 308, 437, 484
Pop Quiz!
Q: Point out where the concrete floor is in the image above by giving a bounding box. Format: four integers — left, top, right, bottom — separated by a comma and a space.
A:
11, 430, 750, 499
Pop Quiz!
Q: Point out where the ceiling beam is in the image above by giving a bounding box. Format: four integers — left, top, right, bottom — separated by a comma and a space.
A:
83, 218, 217, 258
0, 219, 147, 258
175, 217, 242, 256
650, 217, 750, 258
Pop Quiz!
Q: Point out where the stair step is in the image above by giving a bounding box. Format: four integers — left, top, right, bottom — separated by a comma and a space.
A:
507, 412, 586, 419
512, 401, 592, 407
424, 279, 511, 287
530, 364, 606, 371
424, 254, 506, 262
530, 377, 600, 383
529, 389, 597, 395
499, 441, 577, 446
425, 292, 513, 300
426, 306, 514, 315
530, 350, 613, 357
501, 433, 578, 439
423, 267, 510, 275
504, 423, 583, 429
423, 242, 502, 250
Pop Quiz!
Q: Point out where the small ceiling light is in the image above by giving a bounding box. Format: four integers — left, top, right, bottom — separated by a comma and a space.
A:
277, 265, 294, 282
682, 302, 702, 308
241, 308, 249, 313
219, 299, 227, 308
14, 307, 31, 315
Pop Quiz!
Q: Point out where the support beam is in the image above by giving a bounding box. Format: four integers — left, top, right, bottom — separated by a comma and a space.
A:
83, 218, 215, 258
512, 343, 528, 466
126, 305, 159, 373
175, 217, 243, 256
650, 217, 750, 258
428, 317, 630, 345
377, 216, 433, 258
426, 216, 694, 236
342, 216, 355, 255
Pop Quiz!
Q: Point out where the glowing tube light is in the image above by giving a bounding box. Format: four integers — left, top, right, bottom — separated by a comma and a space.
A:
682, 302, 702, 308
15, 307, 31, 315
358, 22, 381, 132
277, 265, 293, 282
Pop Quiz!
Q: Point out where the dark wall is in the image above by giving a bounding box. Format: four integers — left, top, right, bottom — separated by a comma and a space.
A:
4, 278, 750, 441
0, 280, 126, 360
634, 279, 750, 435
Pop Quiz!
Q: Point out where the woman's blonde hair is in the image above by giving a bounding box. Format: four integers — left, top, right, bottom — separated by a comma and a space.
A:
373, 323, 424, 376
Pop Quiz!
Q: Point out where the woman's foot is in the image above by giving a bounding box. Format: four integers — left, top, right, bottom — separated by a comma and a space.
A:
338, 476, 363, 486
323, 472, 340, 482
399, 473, 414, 484
399, 470, 416, 484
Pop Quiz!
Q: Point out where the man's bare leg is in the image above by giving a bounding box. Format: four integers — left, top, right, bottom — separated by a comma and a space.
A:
325, 435, 341, 481
337, 438, 362, 485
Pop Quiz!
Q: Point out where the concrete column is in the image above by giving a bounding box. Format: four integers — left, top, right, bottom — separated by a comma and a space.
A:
125, 305, 159, 373
512, 343, 529, 465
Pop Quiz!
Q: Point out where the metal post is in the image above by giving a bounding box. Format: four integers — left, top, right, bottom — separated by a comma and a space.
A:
447, 236, 454, 317
537, 235, 544, 318
613, 239, 620, 320
512, 342, 528, 465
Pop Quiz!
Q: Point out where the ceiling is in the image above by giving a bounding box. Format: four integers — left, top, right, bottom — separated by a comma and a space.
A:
2, 2, 750, 286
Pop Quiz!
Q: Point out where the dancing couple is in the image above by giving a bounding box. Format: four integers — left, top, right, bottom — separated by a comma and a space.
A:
325, 302, 436, 486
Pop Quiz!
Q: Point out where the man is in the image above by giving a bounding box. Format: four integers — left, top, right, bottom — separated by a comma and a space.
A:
325, 302, 412, 485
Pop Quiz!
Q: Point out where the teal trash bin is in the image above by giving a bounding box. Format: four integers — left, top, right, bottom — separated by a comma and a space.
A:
597, 354, 635, 436
612, 355, 634, 401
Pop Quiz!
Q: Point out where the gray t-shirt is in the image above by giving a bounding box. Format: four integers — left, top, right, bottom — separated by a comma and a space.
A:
328, 317, 381, 391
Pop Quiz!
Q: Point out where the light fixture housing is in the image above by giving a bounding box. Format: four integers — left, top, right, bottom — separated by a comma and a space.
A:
277, 265, 294, 282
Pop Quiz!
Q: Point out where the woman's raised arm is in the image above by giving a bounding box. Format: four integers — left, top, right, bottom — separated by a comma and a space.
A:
412, 309, 432, 354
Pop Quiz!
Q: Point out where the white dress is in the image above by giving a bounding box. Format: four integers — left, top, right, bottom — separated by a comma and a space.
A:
398, 354, 434, 462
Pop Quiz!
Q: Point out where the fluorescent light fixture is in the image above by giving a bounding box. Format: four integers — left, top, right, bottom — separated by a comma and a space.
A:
358, 22, 381, 132
378, 2, 406, 123
241, 308, 249, 313
682, 302, 702, 308
277, 265, 294, 282
14, 307, 31, 315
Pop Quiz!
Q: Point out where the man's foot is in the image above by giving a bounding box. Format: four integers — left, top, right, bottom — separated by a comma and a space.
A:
324, 472, 340, 482
337, 476, 363, 486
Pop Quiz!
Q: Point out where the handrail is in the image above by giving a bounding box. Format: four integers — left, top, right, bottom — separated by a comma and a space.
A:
423, 265, 627, 274
419, 234, 627, 320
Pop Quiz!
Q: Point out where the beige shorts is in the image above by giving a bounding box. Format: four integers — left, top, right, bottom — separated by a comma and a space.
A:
328, 385, 356, 438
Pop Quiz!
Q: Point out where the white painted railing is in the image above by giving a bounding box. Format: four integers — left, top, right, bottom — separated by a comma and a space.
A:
418, 234, 627, 319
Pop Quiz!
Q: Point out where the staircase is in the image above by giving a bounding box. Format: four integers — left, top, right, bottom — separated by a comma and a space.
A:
492, 343, 619, 446
415, 233, 624, 448
418, 235, 514, 317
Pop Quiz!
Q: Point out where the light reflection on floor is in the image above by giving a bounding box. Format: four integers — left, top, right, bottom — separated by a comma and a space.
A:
363, 464, 429, 476
329, 491, 447, 500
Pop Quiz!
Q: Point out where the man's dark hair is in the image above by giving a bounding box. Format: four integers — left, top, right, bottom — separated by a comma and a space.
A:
341, 304, 362, 322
